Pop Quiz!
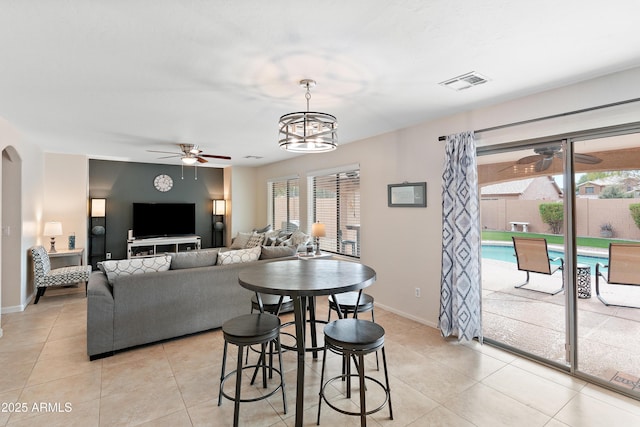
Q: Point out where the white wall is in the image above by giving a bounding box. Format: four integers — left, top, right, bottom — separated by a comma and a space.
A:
0, 116, 45, 314
252, 66, 640, 328
43, 153, 89, 260
227, 166, 258, 244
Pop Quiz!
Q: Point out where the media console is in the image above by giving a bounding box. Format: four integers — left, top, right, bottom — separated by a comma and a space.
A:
127, 236, 201, 259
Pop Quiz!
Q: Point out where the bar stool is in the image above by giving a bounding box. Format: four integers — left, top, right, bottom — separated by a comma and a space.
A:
328, 292, 379, 369
218, 313, 287, 427
317, 318, 393, 426
247, 293, 295, 365
328, 291, 375, 321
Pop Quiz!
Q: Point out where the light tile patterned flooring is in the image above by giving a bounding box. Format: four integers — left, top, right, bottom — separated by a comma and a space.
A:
1, 287, 640, 426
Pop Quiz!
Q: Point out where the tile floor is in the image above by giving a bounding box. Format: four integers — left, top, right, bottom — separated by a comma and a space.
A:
1, 287, 640, 426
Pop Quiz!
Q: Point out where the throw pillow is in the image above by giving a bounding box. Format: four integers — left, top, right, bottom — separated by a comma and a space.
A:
245, 232, 264, 248
259, 245, 296, 260
264, 229, 281, 242
217, 246, 261, 265
290, 229, 311, 247
253, 224, 272, 233
168, 249, 219, 270
275, 236, 292, 246
100, 255, 171, 285
229, 231, 253, 249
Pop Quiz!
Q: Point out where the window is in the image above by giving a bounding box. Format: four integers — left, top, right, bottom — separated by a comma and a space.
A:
268, 177, 299, 232
585, 186, 594, 194
310, 167, 360, 257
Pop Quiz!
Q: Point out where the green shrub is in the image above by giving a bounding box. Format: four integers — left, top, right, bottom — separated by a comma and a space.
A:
539, 202, 564, 234
630, 203, 640, 229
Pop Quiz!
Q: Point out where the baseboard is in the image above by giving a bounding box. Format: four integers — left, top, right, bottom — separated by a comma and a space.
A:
373, 301, 439, 330
1, 303, 27, 314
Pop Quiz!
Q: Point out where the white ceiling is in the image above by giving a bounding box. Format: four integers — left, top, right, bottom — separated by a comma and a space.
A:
2, 1, 640, 168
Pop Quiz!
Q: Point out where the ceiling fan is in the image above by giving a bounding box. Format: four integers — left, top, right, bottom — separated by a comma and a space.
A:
147, 144, 231, 165
514, 146, 602, 172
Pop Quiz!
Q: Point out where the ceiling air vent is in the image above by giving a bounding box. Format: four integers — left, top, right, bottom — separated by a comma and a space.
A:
440, 71, 490, 91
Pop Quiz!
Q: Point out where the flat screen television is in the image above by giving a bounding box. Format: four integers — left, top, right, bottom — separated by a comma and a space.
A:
132, 203, 196, 238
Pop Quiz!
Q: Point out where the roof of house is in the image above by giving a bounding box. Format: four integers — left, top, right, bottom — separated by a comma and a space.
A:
481, 179, 535, 195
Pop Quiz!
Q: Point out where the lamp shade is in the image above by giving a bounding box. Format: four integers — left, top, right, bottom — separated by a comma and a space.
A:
43, 221, 63, 236
91, 198, 106, 217
311, 222, 326, 238
213, 199, 226, 216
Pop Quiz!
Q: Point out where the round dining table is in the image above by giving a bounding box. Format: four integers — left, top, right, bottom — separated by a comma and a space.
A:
238, 258, 376, 427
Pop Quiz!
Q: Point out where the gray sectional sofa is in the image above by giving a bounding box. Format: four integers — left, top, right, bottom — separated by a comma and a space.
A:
87, 246, 296, 360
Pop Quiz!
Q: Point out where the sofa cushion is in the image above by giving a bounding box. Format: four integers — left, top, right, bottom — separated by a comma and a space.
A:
168, 249, 219, 270
230, 231, 253, 249
259, 245, 296, 260
217, 246, 261, 265
100, 255, 172, 285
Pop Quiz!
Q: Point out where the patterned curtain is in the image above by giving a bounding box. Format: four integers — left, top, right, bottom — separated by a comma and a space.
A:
439, 131, 482, 342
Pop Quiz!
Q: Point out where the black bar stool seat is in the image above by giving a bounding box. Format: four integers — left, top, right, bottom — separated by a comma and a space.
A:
317, 318, 393, 426
218, 313, 287, 427
328, 292, 374, 319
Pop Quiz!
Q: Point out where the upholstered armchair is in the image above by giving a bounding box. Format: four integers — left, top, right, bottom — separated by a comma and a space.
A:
30, 245, 92, 304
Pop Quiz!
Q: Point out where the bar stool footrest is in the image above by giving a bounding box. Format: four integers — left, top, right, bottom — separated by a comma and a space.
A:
319, 374, 390, 417
219, 364, 284, 404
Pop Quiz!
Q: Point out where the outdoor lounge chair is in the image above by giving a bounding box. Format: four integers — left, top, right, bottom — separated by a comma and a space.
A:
512, 237, 564, 295
595, 243, 640, 308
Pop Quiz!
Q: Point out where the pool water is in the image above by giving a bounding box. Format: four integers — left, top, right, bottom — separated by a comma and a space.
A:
482, 244, 608, 272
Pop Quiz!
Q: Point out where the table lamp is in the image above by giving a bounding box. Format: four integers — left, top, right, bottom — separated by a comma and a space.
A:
44, 221, 63, 252
311, 222, 326, 255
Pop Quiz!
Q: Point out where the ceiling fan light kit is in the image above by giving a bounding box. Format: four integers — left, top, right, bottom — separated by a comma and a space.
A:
279, 79, 338, 153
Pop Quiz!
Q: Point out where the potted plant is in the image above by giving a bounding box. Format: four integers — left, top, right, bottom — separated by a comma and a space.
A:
600, 222, 614, 238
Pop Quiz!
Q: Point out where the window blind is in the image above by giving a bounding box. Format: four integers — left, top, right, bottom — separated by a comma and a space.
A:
270, 178, 300, 232
312, 169, 360, 257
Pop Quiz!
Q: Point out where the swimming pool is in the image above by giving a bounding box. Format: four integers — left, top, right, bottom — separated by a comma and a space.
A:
481, 244, 608, 272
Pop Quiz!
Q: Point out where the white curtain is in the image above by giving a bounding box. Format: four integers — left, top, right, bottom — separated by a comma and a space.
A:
439, 131, 482, 342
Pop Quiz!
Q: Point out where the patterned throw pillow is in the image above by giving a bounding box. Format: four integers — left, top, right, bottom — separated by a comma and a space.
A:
230, 231, 253, 249
100, 255, 172, 285
217, 246, 261, 265
290, 230, 311, 247
245, 232, 264, 248
263, 229, 281, 245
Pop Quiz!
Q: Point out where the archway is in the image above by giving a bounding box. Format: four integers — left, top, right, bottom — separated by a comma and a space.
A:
2, 146, 22, 327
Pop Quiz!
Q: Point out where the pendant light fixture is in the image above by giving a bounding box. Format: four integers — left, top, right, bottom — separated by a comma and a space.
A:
278, 79, 338, 153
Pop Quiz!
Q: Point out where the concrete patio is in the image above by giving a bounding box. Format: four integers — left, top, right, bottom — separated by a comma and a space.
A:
482, 257, 640, 394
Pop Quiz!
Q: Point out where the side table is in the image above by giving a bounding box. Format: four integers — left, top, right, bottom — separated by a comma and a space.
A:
577, 263, 591, 299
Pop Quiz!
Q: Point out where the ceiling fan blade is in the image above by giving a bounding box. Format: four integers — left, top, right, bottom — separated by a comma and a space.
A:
196, 156, 208, 163
575, 153, 602, 164
200, 154, 231, 160
156, 154, 181, 159
516, 154, 543, 165
535, 156, 554, 172
147, 150, 180, 155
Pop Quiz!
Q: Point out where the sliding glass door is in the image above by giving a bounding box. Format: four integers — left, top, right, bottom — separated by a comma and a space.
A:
479, 125, 640, 399
572, 133, 640, 397
479, 141, 568, 367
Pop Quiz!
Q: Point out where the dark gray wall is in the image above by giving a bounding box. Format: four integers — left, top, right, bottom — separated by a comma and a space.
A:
89, 160, 224, 261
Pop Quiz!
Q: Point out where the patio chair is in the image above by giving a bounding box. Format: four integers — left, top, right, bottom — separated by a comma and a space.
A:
512, 237, 564, 295
595, 243, 640, 308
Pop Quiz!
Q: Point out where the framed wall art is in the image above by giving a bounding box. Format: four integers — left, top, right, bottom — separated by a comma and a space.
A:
387, 182, 427, 207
